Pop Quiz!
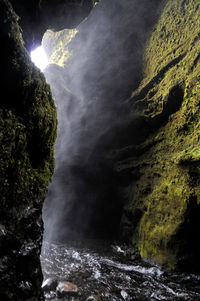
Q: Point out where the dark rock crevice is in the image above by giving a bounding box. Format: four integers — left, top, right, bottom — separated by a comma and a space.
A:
147, 84, 185, 129
169, 195, 200, 272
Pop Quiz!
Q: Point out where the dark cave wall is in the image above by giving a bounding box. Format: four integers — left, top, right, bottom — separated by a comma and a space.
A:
0, 0, 57, 299
0, 0, 95, 300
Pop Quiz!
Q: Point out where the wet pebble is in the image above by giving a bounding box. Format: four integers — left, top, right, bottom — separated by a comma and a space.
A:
44, 290, 57, 300
56, 281, 81, 298
121, 290, 129, 300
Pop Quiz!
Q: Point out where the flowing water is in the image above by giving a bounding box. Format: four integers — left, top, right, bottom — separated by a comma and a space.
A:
41, 240, 200, 301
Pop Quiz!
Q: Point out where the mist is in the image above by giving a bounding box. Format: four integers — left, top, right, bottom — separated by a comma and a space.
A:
42, 0, 163, 243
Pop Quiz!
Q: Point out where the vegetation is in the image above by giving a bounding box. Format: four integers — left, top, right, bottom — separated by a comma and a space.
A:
121, 0, 200, 272
0, 0, 57, 211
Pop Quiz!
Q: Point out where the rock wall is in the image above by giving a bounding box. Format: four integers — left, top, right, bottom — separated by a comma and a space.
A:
0, 1, 57, 299
120, 0, 200, 272
0, 0, 96, 298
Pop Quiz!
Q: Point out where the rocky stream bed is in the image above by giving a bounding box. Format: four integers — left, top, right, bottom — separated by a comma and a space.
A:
41, 240, 200, 301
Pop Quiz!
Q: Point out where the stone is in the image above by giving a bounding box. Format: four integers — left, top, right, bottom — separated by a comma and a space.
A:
56, 281, 81, 298
121, 290, 129, 300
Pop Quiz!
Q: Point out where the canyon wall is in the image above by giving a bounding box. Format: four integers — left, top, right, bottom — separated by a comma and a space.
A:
0, 1, 57, 299
0, 0, 92, 299
120, 0, 200, 272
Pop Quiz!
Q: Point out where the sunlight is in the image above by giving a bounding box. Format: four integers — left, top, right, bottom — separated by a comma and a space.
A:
30, 46, 48, 71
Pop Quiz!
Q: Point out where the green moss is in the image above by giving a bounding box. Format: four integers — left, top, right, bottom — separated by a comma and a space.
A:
121, 0, 200, 272
0, 0, 57, 209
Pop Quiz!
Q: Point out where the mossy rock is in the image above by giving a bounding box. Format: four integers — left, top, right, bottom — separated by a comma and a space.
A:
0, 0, 56, 299
0, 0, 57, 210
120, 0, 200, 272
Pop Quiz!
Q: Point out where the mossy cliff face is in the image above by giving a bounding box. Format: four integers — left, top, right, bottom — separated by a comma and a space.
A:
0, 0, 56, 299
120, 0, 200, 272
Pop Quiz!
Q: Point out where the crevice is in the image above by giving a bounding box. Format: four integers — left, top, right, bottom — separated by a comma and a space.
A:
169, 195, 200, 272
146, 84, 185, 130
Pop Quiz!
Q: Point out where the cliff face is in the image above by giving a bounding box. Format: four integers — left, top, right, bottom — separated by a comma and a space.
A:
0, 0, 96, 298
0, 1, 57, 299
120, 0, 200, 272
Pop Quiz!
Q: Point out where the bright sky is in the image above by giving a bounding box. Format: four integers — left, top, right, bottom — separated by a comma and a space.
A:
30, 46, 48, 71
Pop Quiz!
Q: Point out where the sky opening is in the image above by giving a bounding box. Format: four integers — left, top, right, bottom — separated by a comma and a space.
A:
30, 46, 48, 71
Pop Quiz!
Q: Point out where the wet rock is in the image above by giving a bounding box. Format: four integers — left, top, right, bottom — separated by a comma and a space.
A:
86, 294, 101, 301
127, 248, 141, 261
0, 224, 6, 232
121, 290, 129, 300
43, 290, 57, 300
0, 0, 56, 299
42, 277, 58, 292
56, 281, 81, 298
113, 244, 141, 263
